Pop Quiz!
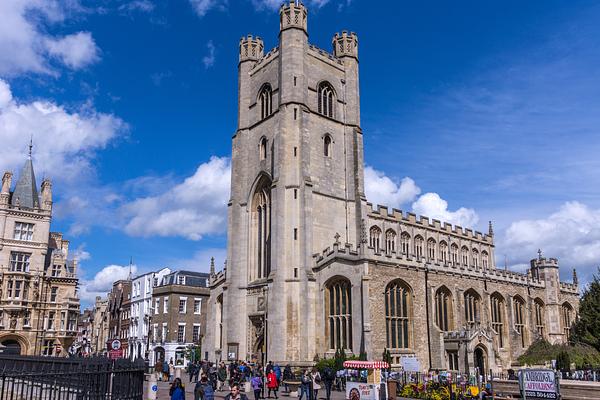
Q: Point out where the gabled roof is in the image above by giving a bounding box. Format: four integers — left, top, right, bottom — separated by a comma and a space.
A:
10, 158, 39, 209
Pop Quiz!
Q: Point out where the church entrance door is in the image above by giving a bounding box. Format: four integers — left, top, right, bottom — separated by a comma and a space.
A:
474, 346, 486, 377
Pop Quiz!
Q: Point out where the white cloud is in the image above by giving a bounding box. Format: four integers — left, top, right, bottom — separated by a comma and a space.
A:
501, 201, 600, 280
203, 40, 216, 69
188, 0, 227, 17
79, 264, 136, 304
122, 156, 231, 240
0, 79, 127, 185
119, 0, 155, 13
0, 0, 100, 76
412, 192, 479, 228
251, 0, 332, 11
364, 166, 421, 209
71, 244, 91, 261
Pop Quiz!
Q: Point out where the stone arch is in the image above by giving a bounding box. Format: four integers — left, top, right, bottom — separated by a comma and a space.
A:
324, 276, 353, 351
434, 285, 454, 331
473, 344, 488, 376
384, 279, 412, 349
0, 334, 29, 355
248, 173, 273, 282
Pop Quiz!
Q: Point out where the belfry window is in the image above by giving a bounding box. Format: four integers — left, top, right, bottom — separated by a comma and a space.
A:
435, 286, 453, 331
385, 229, 396, 255
514, 296, 526, 348
534, 299, 545, 338
326, 278, 352, 351
464, 289, 480, 325
491, 293, 505, 347
259, 84, 273, 120
323, 135, 332, 157
251, 177, 272, 281
317, 82, 335, 118
385, 280, 411, 349
369, 226, 381, 253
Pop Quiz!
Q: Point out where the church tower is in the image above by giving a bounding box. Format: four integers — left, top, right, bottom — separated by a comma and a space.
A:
215, 1, 364, 363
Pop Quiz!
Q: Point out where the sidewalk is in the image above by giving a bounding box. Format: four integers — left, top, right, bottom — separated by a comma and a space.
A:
145, 374, 347, 400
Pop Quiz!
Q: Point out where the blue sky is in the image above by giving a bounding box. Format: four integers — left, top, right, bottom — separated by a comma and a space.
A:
1, 0, 599, 306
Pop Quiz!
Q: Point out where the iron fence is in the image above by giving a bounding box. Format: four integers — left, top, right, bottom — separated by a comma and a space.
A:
0, 354, 145, 400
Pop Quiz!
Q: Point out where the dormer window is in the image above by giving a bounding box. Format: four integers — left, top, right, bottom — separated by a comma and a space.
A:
51, 265, 61, 277
259, 83, 273, 120
317, 81, 335, 118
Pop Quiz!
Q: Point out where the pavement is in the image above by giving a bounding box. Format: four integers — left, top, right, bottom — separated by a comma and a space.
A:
145, 374, 348, 400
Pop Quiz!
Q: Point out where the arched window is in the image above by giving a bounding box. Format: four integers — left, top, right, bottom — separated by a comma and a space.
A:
464, 289, 481, 326
562, 302, 573, 339
251, 177, 271, 281
435, 286, 453, 331
450, 243, 459, 265
259, 84, 273, 120
472, 249, 479, 268
481, 251, 489, 269
369, 226, 382, 253
323, 134, 332, 157
461, 246, 469, 266
439, 241, 448, 264
318, 82, 335, 118
400, 232, 410, 255
414, 235, 424, 259
385, 229, 396, 255
259, 137, 267, 160
491, 293, 505, 348
427, 238, 436, 260
385, 280, 411, 349
534, 299, 545, 338
513, 296, 526, 348
325, 278, 352, 350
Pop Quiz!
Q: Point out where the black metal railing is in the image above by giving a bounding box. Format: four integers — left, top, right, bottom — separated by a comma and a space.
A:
0, 355, 145, 400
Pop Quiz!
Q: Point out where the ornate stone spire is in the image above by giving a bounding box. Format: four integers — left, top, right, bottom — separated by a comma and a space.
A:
10, 146, 39, 209
573, 268, 578, 285
210, 257, 215, 276
488, 221, 494, 237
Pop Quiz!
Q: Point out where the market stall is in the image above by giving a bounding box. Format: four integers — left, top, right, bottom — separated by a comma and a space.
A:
343, 361, 389, 400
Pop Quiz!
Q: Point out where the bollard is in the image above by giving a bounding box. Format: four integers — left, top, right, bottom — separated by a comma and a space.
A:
147, 374, 158, 400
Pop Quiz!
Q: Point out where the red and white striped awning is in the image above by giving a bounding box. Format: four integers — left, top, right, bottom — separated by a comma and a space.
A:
343, 361, 389, 369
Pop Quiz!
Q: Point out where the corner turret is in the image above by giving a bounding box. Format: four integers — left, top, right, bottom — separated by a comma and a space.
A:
0, 172, 12, 206
279, 1, 307, 34
41, 178, 52, 211
332, 31, 358, 60
239, 35, 264, 63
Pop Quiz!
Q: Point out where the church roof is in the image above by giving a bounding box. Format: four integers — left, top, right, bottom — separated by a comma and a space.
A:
10, 157, 39, 209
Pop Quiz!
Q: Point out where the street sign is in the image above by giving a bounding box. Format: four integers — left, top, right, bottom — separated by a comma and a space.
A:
152, 385, 158, 392
109, 349, 123, 360
111, 339, 121, 350
519, 369, 559, 400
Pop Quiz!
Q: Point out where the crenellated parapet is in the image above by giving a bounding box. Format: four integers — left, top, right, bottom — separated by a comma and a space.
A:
279, 0, 307, 33
332, 30, 358, 59
239, 35, 264, 63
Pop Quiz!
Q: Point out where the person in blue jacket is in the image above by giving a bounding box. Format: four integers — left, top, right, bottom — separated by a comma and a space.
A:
170, 377, 186, 400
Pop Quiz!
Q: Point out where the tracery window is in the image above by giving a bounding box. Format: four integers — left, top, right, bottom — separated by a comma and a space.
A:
534, 299, 545, 338
414, 235, 424, 259
562, 303, 573, 339
427, 238, 436, 260
472, 249, 479, 268
482, 251, 489, 269
461, 246, 469, 266
251, 177, 271, 281
439, 241, 448, 263
323, 134, 332, 157
326, 278, 352, 350
464, 289, 480, 325
385, 280, 411, 349
514, 296, 526, 348
400, 232, 410, 255
369, 226, 382, 253
491, 293, 505, 348
259, 84, 273, 120
435, 286, 453, 331
385, 229, 396, 255
318, 82, 335, 118
450, 244, 459, 265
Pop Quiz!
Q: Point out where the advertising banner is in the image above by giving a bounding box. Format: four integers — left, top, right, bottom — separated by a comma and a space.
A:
519, 369, 559, 400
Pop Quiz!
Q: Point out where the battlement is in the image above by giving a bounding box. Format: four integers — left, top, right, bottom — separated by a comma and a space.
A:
280, 1, 307, 33
332, 30, 358, 59
560, 281, 579, 294
366, 202, 493, 243
530, 257, 559, 269
239, 35, 264, 62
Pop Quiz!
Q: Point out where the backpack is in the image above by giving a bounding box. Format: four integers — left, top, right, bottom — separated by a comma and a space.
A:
301, 374, 311, 384
203, 383, 215, 400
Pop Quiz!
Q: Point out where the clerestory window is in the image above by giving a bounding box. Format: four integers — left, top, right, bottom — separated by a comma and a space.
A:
259, 84, 273, 120
317, 82, 335, 118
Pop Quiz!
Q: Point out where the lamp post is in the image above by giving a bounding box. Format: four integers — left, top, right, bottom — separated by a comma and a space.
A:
145, 308, 153, 371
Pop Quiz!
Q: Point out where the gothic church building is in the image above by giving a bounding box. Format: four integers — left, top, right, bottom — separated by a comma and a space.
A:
205, 2, 580, 373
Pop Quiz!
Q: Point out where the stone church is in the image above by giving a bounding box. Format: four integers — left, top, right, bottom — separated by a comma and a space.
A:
205, 1, 580, 373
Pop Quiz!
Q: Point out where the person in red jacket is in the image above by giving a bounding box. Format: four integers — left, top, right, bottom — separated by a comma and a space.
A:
266, 370, 279, 399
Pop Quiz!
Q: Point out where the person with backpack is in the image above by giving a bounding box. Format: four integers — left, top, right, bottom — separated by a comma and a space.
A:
299, 370, 311, 400
311, 368, 321, 400
195, 375, 215, 400
163, 359, 170, 382
322, 367, 334, 400
282, 365, 293, 393
273, 364, 282, 385
251, 373, 263, 400
266, 369, 279, 399
170, 378, 186, 400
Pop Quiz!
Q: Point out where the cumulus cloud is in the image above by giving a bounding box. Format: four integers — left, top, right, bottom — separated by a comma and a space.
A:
412, 192, 479, 228
188, 0, 227, 17
0, 79, 127, 184
118, 0, 155, 13
501, 202, 600, 280
79, 264, 137, 304
0, 0, 100, 75
202, 40, 216, 69
122, 156, 231, 240
364, 166, 421, 209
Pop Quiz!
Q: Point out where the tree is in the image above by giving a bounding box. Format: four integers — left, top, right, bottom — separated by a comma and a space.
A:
382, 348, 392, 373
185, 345, 201, 363
556, 350, 571, 372
571, 268, 600, 351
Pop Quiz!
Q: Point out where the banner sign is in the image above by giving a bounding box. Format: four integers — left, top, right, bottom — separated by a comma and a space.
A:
519, 369, 559, 400
400, 357, 421, 372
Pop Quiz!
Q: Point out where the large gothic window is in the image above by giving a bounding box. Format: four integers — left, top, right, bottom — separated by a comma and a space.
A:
461, 246, 469, 266
326, 278, 352, 350
491, 293, 505, 348
414, 235, 424, 259
534, 299, 545, 338
513, 296, 526, 348
318, 82, 335, 118
251, 177, 271, 281
385, 280, 411, 349
450, 243, 459, 265
427, 238, 436, 261
369, 226, 382, 253
400, 232, 410, 255
562, 302, 573, 339
435, 286, 453, 331
259, 84, 273, 120
464, 289, 480, 326
385, 229, 396, 255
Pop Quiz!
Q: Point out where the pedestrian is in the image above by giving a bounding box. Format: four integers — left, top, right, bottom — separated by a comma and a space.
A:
189, 362, 196, 383
224, 384, 249, 400
266, 361, 274, 375
163, 359, 170, 382
170, 377, 186, 400
282, 365, 293, 393
218, 362, 228, 391
251, 373, 263, 400
266, 369, 279, 399
194, 362, 201, 383
155, 359, 164, 381
299, 370, 311, 400
195, 375, 215, 400
322, 366, 334, 400
169, 359, 175, 382
209, 363, 218, 389
311, 368, 321, 400
273, 364, 282, 385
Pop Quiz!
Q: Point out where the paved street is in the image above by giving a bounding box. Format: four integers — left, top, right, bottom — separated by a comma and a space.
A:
145, 374, 347, 400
